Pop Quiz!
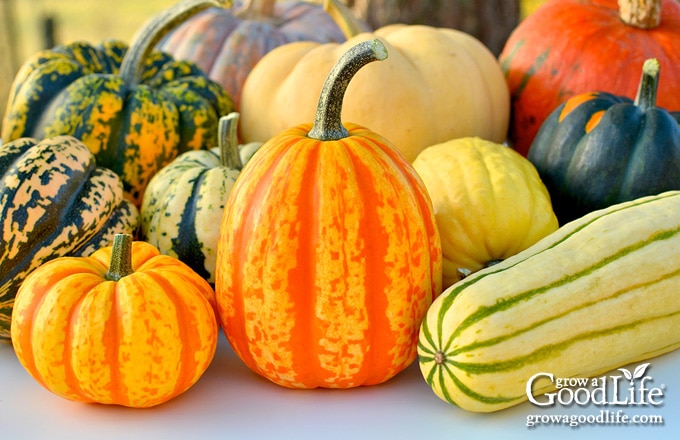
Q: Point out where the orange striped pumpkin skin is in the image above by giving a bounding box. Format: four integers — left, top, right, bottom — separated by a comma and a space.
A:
215, 122, 443, 389
10, 238, 218, 408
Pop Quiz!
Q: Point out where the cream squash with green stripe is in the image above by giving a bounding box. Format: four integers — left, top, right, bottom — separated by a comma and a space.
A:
418, 191, 680, 412
141, 113, 259, 283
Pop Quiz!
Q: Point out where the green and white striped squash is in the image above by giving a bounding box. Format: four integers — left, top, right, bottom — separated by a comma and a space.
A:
418, 190, 680, 412
140, 113, 260, 283
0, 136, 140, 339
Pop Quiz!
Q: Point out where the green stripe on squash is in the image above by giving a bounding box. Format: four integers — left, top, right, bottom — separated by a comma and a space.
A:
418, 190, 680, 412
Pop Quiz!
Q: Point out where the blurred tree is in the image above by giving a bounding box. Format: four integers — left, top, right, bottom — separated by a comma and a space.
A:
346, 0, 520, 56
0, 0, 21, 134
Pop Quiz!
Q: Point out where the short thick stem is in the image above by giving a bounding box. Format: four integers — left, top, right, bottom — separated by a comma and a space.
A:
218, 112, 243, 169
634, 58, 660, 112
105, 234, 134, 281
234, 0, 276, 20
307, 39, 388, 141
119, 0, 229, 87
618, 0, 662, 29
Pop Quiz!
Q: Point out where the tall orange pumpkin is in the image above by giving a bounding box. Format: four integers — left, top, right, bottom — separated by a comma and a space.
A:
499, 0, 680, 155
10, 234, 218, 408
215, 39, 442, 389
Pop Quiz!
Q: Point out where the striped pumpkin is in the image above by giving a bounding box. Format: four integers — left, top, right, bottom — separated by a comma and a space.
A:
215, 39, 442, 388
141, 112, 260, 283
0, 136, 139, 340
1, 0, 234, 206
10, 234, 218, 408
418, 191, 680, 412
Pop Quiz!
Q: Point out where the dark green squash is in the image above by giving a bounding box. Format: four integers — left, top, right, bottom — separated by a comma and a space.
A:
1, 0, 234, 206
527, 58, 680, 224
0, 136, 140, 340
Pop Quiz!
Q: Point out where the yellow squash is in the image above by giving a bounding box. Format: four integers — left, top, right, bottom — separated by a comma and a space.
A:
412, 137, 558, 288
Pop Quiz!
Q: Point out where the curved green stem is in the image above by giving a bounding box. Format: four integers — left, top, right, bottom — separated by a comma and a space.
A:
119, 0, 230, 87
307, 39, 388, 141
634, 58, 659, 112
218, 112, 243, 169
105, 234, 134, 281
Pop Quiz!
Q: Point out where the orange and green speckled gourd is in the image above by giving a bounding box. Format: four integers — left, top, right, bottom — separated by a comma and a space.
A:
214, 39, 443, 389
10, 234, 218, 408
1, 0, 234, 206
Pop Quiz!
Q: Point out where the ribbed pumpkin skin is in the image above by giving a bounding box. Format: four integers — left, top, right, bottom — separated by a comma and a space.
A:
499, 0, 680, 156
10, 239, 218, 408
141, 147, 240, 282
1, 40, 234, 205
0, 136, 139, 339
419, 191, 680, 413
412, 137, 558, 289
158, 1, 351, 109
239, 24, 509, 163
215, 122, 442, 389
527, 91, 680, 224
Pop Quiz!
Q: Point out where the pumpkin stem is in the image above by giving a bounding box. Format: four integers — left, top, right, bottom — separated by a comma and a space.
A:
308, 39, 388, 141
323, 0, 371, 39
106, 234, 135, 281
235, 0, 276, 20
634, 58, 660, 112
119, 0, 230, 87
618, 0, 662, 29
218, 112, 243, 169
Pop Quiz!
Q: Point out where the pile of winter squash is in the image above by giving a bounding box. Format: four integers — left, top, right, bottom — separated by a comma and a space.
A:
1, 0, 680, 413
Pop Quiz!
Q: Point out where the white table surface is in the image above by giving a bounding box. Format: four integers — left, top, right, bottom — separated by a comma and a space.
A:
1, 332, 677, 440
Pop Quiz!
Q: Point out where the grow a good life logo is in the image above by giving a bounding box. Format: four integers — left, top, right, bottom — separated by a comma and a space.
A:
525, 363, 666, 428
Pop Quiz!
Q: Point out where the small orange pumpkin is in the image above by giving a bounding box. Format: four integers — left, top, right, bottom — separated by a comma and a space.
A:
215, 39, 442, 389
10, 234, 218, 408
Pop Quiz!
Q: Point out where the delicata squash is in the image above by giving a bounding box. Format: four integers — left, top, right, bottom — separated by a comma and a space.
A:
418, 191, 680, 412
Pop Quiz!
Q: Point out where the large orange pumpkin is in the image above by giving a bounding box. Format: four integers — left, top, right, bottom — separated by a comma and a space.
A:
10, 234, 218, 408
499, 0, 680, 155
215, 39, 442, 389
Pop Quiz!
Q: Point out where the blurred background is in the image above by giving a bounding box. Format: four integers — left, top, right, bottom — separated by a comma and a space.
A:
0, 0, 546, 130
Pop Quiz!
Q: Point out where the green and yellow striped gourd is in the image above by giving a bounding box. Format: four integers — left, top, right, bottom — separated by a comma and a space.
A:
141, 112, 260, 283
418, 191, 680, 412
0, 136, 140, 339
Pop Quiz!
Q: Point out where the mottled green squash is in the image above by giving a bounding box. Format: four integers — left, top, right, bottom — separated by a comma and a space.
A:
0, 136, 140, 340
1, 0, 234, 206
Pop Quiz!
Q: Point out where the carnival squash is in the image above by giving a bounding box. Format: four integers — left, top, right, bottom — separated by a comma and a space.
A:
10, 234, 217, 407
239, 20, 509, 162
158, 0, 366, 109
0, 136, 140, 340
419, 190, 680, 412
215, 39, 442, 388
527, 58, 680, 224
499, 0, 680, 156
1, 0, 234, 206
412, 137, 558, 289
141, 112, 260, 283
